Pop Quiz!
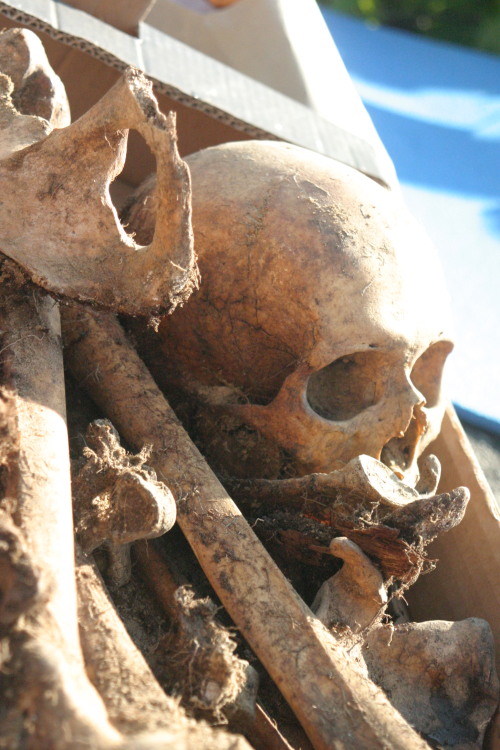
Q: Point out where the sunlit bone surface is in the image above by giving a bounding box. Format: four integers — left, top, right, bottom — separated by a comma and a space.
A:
312, 538, 499, 749
123, 140, 454, 484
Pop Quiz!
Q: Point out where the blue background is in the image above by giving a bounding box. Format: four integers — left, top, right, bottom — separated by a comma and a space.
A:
321, 9, 500, 431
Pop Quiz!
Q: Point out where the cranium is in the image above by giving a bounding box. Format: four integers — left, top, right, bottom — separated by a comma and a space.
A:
124, 140, 453, 486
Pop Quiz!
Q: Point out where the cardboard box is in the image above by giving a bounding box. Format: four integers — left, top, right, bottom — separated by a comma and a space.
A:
1, 1, 499, 744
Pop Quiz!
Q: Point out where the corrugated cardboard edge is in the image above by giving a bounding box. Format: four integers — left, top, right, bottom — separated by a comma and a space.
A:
0, 0, 398, 188
63, 0, 156, 35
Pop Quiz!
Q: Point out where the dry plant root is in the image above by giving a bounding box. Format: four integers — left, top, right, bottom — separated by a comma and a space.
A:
76, 545, 251, 750
0, 27, 250, 750
63, 305, 432, 750
134, 540, 258, 727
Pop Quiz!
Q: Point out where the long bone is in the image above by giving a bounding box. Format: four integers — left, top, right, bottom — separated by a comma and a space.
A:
0, 29, 245, 749
76, 546, 251, 749
0, 269, 122, 747
63, 304, 432, 750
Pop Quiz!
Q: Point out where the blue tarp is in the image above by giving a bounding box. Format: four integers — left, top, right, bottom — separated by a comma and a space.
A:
321, 8, 500, 432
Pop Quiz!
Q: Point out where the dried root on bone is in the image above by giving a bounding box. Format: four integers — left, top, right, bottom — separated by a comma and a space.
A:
312, 537, 499, 749
72, 419, 176, 587
63, 304, 434, 750
133, 540, 258, 728
120, 139, 500, 747
0, 28, 251, 750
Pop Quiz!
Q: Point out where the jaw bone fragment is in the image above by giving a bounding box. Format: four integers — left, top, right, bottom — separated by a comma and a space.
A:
313, 538, 499, 749
0, 60, 197, 316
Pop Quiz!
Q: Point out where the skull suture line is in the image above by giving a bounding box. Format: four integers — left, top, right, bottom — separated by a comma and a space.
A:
125, 140, 453, 487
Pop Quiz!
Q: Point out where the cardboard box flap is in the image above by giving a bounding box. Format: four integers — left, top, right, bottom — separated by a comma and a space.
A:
0, 0, 397, 188
63, 0, 156, 35
409, 405, 500, 675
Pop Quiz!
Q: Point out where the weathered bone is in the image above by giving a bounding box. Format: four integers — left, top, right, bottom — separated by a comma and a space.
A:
63, 304, 433, 750
0, 29, 246, 750
0, 272, 122, 748
228, 453, 442, 508
73, 420, 176, 586
313, 539, 499, 748
0, 28, 69, 129
122, 141, 454, 480
76, 546, 252, 749
311, 537, 387, 637
0, 65, 197, 315
226, 467, 469, 586
364, 620, 499, 750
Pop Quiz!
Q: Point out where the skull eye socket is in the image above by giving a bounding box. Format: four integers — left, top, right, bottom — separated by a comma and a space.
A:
306, 350, 385, 421
410, 340, 453, 408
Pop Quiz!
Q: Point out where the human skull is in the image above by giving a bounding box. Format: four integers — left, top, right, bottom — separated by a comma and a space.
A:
125, 141, 453, 484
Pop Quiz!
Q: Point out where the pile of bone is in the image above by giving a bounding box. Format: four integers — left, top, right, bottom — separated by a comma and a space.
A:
0, 26, 498, 750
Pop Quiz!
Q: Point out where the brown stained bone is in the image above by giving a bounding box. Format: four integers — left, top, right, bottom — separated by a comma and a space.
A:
364, 620, 499, 750
312, 538, 499, 749
311, 537, 387, 638
226, 460, 469, 544
226, 467, 469, 587
76, 546, 251, 750
122, 142, 454, 482
0, 28, 69, 129
0, 31, 121, 744
63, 305, 432, 750
73, 420, 176, 586
0, 273, 120, 748
253, 511, 430, 587
0, 68, 197, 315
0, 29, 249, 750
134, 540, 258, 726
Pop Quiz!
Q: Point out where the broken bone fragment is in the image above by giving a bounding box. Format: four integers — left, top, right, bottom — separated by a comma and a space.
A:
311, 537, 387, 636
314, 537, 499, 749
0, 65, 197, 316
0, 28, 70, 129
73, 420, 176, 586
364, 620, 499, 750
